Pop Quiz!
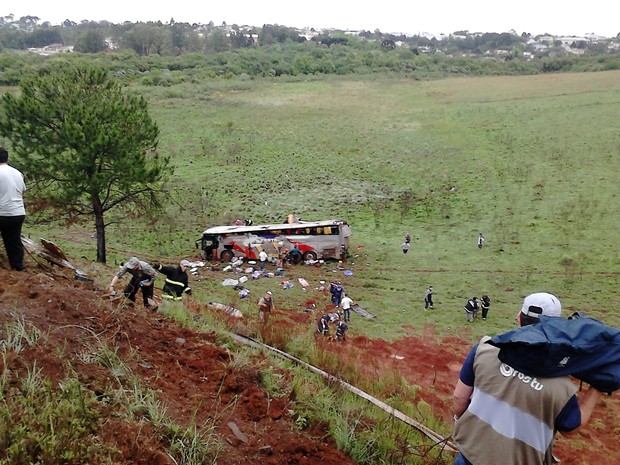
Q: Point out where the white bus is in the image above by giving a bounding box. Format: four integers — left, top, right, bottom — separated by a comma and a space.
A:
196, 219, 352, 263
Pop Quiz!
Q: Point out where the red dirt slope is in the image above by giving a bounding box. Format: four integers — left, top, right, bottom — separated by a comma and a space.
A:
0, 262, 617, 465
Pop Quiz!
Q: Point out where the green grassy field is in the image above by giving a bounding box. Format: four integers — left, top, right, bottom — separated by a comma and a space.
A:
25, 71, 620, 341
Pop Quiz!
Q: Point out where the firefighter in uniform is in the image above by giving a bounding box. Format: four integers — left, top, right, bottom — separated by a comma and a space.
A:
152, 259, 192, 301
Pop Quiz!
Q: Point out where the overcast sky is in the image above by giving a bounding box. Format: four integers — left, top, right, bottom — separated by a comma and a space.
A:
2, 0, 618, 37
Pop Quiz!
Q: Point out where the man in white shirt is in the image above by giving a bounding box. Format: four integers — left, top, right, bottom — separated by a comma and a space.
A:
259, 249, 268, 271
0, 147, 27, 271
340, 293, 353, 322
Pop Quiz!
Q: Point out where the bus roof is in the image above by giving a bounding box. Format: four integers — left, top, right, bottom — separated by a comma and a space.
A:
202, 220, 348, 235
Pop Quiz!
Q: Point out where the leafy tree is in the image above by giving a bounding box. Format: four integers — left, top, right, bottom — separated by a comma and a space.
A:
122, 23, 170, 56
25, 28, 63, 47
229, 31, 255, 49
205, 28, 229, 52
0, 64, 170, 263
74, 29, 108, 53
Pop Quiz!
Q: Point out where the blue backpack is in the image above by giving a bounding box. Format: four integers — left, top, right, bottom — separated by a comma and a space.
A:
488, 313, 620, 393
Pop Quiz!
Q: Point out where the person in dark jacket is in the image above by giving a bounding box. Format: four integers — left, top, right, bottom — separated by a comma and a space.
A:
464, 297, 480, 323
152, 259, 192, 301
317, 313, 338, 336
334, 319, 348, 342
480, 295, 491, 320
424, 286, 434, 310
330, 281, 344, 307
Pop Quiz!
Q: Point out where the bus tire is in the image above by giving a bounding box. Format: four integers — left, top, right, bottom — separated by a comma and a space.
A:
303, 251, 317, 261
220, 250, 234, 262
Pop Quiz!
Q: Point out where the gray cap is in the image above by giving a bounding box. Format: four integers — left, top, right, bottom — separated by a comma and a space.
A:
126, 257, 140, 269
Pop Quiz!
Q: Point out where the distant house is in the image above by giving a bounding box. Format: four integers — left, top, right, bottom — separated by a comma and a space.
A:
28, 43, 74, 56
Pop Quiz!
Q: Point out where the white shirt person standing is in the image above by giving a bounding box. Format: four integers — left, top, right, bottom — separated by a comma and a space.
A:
340, 293, 353, 322
0, 147, 27, 271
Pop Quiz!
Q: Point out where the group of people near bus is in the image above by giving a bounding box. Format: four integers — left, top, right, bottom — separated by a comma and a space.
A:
101, 219, 607, 465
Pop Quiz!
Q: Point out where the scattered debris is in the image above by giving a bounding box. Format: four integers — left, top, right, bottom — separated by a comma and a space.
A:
21, 236, 93, 282
207, 302, 244, 318
227, 422, 249, 444
351, 303, 376, 319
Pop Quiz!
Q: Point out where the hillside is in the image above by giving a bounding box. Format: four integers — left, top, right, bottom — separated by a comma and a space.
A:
1, 251, 618, 465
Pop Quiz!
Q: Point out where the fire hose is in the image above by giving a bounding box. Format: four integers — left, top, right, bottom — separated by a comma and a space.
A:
228, 332, 458, 454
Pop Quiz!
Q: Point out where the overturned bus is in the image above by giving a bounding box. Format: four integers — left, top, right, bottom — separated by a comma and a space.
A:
196, 219, 352, 262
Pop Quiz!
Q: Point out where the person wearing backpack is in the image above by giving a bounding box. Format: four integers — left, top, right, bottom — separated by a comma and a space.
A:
451, 292, 604, 465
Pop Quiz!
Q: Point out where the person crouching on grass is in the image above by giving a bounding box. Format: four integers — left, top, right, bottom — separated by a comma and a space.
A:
109, 256, 158, 310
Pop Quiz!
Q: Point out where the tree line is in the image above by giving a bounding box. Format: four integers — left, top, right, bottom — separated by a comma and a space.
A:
1, 14, 619, 58
0, 42, 618, 88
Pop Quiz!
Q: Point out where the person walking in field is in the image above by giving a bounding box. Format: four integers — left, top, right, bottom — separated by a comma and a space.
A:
402, 241, 411, 254
340, 293, 353, 323
258, 291, 274, 325
0, 147, 27, 272
477, 233, 485, 249
424, 286, 434, 310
